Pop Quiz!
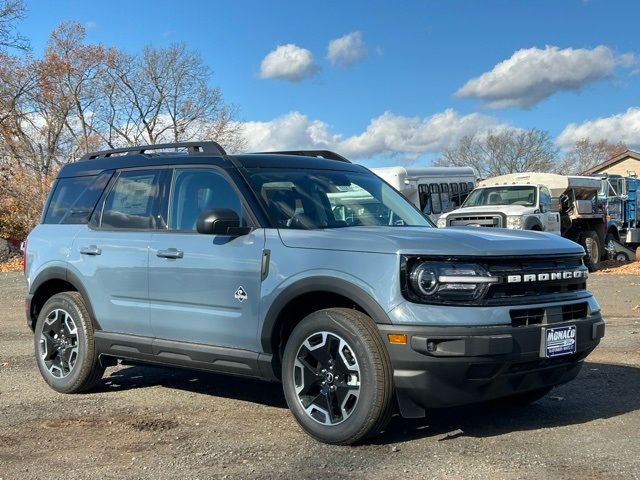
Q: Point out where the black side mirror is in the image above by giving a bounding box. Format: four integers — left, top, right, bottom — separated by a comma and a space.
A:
196, 208, 249, 235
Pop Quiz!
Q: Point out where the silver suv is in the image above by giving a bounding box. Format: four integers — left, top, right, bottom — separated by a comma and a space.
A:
24, 142, 604, 444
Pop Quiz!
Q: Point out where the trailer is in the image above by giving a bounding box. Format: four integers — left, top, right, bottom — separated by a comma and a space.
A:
371, 166, 476, 223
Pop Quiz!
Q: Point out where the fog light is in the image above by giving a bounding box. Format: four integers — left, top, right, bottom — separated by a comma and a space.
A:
426, 341, 437, 352
387, 333, 407, 345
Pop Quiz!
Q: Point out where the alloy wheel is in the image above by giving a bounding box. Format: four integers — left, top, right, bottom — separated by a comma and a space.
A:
39, 309, 79, 378
293, 331, 361, 425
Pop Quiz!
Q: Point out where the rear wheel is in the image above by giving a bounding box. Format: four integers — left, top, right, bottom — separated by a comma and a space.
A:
34, 292, 105, 393
579, 231, 600, 271
282, 308, 393, 445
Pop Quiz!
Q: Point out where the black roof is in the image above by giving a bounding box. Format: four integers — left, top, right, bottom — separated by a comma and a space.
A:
58, 147, 364, 178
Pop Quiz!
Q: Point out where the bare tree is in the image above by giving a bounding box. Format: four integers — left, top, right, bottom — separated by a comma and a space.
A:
557, 138, 628, 175
0, 0, 28, 52
101, 43, 245, 151
435, 128, 558, 178
0, 21, 245, 238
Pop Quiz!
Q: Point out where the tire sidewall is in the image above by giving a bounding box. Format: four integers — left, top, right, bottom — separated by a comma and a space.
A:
34, 293, 93, 393
282, 310, 386, 444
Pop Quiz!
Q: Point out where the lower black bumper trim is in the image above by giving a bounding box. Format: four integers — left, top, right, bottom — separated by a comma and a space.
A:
378, 314, 604, 417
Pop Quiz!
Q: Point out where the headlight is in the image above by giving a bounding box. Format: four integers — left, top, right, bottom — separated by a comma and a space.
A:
506, 215, 524, 229
436, 217, 447, 228
406, 261, 499, 304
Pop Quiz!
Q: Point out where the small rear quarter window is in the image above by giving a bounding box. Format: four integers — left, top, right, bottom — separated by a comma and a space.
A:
43, 173, 112, 225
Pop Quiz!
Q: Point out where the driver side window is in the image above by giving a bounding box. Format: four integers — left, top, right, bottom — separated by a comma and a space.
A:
539, 186, 553, 212
169, 168, 245, 232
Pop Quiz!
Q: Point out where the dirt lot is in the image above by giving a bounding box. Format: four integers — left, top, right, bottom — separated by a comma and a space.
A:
1, 272, 639, 480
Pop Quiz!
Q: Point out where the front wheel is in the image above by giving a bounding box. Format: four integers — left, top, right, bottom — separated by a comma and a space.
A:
282, 308, 394, 445
34, 292, 105, 393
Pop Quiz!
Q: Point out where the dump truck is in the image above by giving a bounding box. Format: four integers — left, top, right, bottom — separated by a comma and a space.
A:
595, 174, 639, 261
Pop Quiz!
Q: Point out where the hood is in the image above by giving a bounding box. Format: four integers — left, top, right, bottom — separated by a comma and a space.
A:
277, 226, 584, 257
442, 205, 533, 217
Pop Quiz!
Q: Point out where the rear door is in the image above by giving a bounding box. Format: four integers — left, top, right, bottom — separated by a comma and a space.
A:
71, 168, 165, 336
148, 167, 264, 351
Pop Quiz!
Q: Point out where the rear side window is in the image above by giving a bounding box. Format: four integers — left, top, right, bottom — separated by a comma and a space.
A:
43, 173, 112, 225
99, 169, 163, 230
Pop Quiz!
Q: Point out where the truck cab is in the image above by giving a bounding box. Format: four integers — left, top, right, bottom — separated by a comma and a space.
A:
437, 181, 560, 234
438, 172, 607, 270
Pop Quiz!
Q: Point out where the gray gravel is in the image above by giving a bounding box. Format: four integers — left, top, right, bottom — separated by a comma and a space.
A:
1, 271, 639, 479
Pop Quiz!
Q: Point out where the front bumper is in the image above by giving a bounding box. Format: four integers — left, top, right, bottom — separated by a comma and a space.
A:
379, 313, 604, 418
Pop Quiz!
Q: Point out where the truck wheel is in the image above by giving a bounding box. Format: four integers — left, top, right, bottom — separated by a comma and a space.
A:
615, 252, 629, 262
282, 308, 394, 445
34, 292, 105, 393
579, 231, 600, 272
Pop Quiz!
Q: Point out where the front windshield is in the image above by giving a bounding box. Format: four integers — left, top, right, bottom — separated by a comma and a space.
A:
462, 185, 537, 208
247, 169, 432, 229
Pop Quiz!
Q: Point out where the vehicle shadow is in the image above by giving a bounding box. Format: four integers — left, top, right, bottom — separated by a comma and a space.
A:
373, 361, 640, 445
94, 361, 640, 444
96, 363, 288, 409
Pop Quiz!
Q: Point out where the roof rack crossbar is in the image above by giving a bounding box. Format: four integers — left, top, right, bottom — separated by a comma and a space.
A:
80, 141, 226, 160
254, 150, 350, 163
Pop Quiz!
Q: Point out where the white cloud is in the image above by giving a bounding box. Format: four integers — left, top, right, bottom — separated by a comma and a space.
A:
456, 45, 630, 108
327, 31, 367, 67
241, 109, 505, 161
557, 107, 640, 149
85, 21, 97, 29
259, 44, 319, 82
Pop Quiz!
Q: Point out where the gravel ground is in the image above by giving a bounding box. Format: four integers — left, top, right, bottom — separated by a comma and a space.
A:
0, 272, 639, 479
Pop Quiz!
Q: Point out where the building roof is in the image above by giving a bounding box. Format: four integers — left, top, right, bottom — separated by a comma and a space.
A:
582, 149, 640, 175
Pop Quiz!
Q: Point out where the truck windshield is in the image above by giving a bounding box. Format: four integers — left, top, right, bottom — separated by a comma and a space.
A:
462, 186, 537, 207
247, 169, 432, 229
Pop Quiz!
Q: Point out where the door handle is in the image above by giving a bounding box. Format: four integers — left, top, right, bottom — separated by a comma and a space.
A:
80, 245, 101, 256
156, 248, 184, 259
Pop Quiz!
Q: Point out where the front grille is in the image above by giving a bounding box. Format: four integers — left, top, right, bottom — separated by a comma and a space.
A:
510, 302, 589, 327
485, 255, 587, 305
510, 308, 544, 327
561, 302, 588, 321
449, 215, 502, 227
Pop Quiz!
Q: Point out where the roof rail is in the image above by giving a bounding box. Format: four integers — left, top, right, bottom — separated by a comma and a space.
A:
254, 150, 350, 163
80, 141, 227, 160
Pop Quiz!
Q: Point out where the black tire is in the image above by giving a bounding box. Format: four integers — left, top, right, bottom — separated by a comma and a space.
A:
615, 252, 629, 262
282, 308, 394, 445
34, 292, 105, 393
578, 231, 600, 272
497, 386, 553, 407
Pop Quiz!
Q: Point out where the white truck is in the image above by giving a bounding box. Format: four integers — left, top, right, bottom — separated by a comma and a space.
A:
437, 172, 606, 270
371, 166, 476, 223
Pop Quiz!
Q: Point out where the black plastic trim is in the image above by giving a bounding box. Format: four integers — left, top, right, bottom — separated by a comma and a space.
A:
378, 314, 604, 417
95, 332, 272, 380
27, 266, 101, 331
260, 276, 391, 353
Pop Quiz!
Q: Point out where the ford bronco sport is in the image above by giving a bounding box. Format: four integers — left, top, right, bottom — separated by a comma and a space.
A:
25, 142, 604, 445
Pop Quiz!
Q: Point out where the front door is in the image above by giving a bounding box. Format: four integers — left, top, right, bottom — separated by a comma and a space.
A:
148, 167, 264, 351
540, 186, 561, 234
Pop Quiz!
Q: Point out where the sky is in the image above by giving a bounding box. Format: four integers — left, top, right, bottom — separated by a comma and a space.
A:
18, 0, 640, 167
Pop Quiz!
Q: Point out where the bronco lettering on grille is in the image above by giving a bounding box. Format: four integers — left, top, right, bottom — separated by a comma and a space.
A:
507, 270, 587, 283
